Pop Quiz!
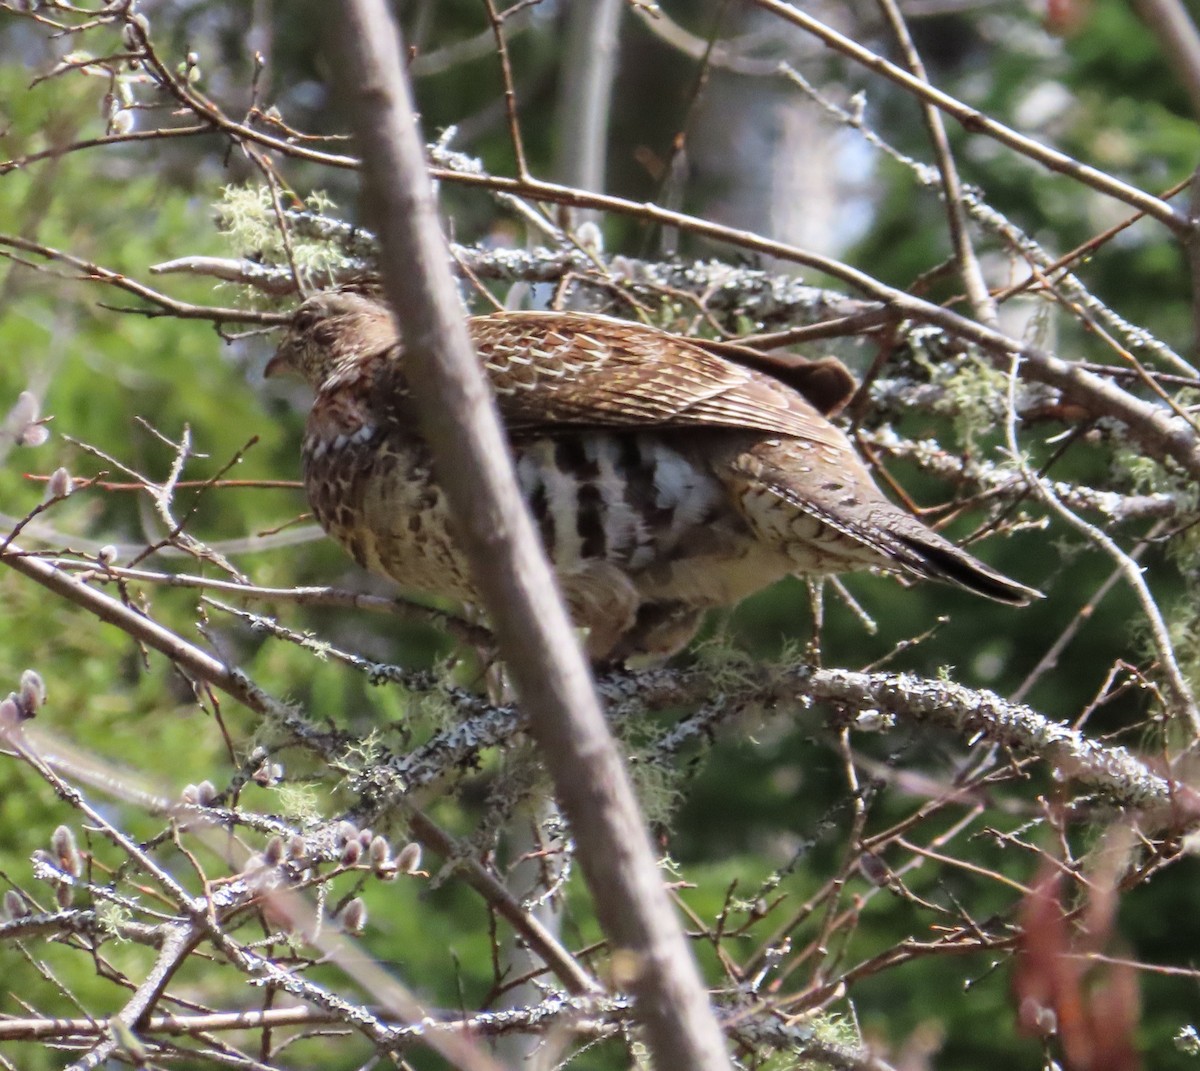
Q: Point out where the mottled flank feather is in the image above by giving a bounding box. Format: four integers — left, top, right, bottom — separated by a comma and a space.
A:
268, 290, 1038, 662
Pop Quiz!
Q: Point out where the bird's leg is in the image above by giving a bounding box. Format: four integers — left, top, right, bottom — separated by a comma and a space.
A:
558, 562, 641, 663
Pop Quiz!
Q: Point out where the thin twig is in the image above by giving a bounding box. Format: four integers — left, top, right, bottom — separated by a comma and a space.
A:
480, 0, 531, 180
873, 0, 996, 325
1002, 358, 1200, 735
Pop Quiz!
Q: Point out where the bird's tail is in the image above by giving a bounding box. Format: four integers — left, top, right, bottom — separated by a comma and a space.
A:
719, 444, 1041, 606
888, 529, 1041, 605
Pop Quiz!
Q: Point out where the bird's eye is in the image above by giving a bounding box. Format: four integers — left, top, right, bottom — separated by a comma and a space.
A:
291, 304, 322, 333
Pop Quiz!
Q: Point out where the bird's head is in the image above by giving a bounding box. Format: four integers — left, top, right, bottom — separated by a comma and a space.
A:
266, 290, 398, 389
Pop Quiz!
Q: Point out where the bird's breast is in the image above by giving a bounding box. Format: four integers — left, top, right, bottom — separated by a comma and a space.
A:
300, 420, 784, 609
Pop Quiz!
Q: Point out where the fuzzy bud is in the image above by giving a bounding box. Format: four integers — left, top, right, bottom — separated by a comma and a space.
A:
195, 780, 217, 807
0, 696, 21, 729
287, 835, 307, 861
18, 670, 46, 715
54, 882, 73, 910
262, 837, 285, 867
575, 220, 604, 253
858, 852, 890, 887
395, 842, 422, 875
367, 835, 391, 868
44, 467, 72, 502
371, 840, 398, 880
97, 544, 118, 566
51, 825, 81, 877
180, 784, 199, 805
18, 423, 49, 448
340, 839, 363, 867
341, 897, 367, 934
4, 890, 28, 919
335, 820, 359, 847
357, 828, 373, 848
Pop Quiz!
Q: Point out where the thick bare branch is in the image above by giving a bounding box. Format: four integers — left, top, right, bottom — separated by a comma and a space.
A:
326, 4, 734, 1068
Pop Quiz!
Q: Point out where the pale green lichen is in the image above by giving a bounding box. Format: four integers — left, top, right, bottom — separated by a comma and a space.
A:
693, 634, 774, 694
800, 1012, 866, 1066
746, 1010, 864, 1070
273, 783, 323, 822
215, 185, 358, 294
902, 325, 1028, 453
408, 687, 466, 736
95, 900, 131, 942
624, 743, 684, 829
1112, 389, 1200, 527
337, 729, 384, 772
934, 352, 1013, 452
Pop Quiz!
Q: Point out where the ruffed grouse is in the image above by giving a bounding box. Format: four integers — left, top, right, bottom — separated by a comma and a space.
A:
267, 290, 1037, 661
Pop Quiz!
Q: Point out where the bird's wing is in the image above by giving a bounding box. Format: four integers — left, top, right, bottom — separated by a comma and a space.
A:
469, 312, 846, 449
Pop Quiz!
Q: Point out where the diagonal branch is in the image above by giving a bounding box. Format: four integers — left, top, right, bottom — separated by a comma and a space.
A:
0, 543, 596, 997
326, 4, 734, 1069
749, 0, 1189, 233
873, 0, 997, 326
